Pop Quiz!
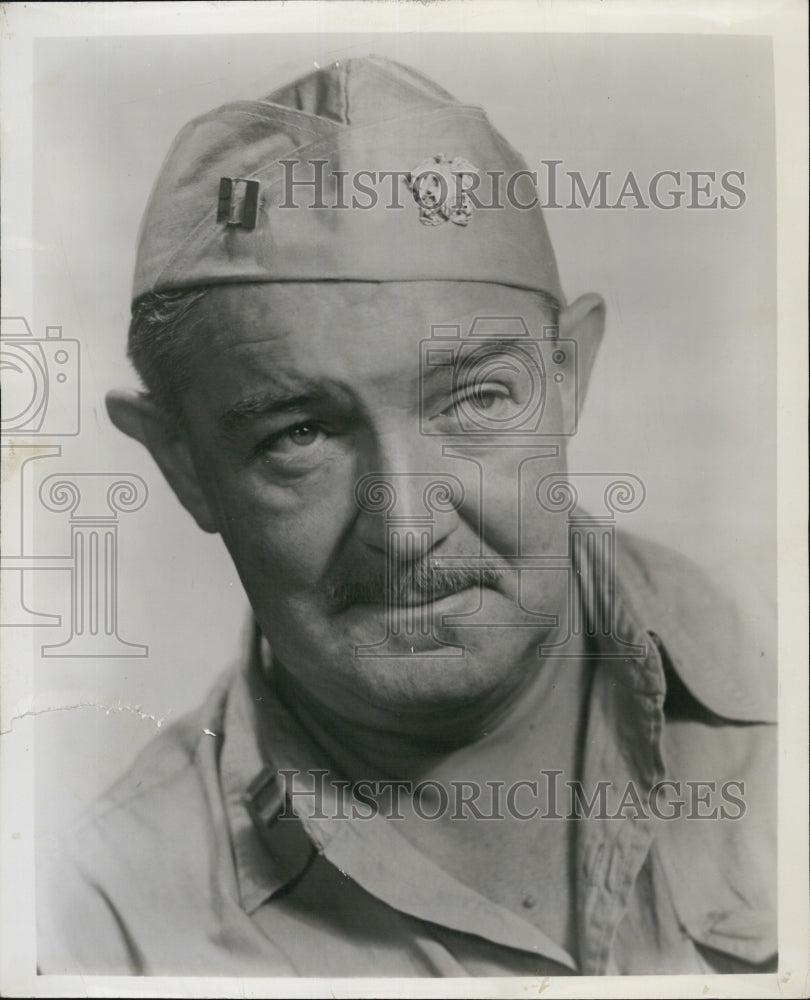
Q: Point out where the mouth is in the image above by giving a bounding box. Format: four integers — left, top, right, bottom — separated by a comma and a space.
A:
326, 567, 503, 613
382, 582, 484, 609
336, 582, 492, 645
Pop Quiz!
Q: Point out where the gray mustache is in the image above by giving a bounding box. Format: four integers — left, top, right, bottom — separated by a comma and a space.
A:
327, 561, 503, 611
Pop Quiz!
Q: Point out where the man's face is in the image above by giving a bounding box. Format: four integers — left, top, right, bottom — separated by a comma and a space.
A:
174, 281, 583, 731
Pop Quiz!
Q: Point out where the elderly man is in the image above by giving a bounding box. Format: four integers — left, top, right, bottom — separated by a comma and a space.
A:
39, 56, 775, 978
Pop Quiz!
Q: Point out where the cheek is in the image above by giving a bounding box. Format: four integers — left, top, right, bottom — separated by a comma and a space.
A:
452, 444, 568, 553
201, 462, 356, 600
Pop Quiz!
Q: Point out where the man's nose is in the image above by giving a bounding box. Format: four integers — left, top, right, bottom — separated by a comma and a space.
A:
353, 434, 464, 553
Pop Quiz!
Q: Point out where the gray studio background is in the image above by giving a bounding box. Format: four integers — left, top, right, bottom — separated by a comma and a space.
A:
28, 33, 776, 841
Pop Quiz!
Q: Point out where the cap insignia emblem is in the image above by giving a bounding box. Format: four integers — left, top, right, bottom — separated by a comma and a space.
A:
409, 154, 480, 227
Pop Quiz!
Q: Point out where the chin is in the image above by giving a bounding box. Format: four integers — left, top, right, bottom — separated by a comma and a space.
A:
343, 631, 537, 720
262, 591, 553, 726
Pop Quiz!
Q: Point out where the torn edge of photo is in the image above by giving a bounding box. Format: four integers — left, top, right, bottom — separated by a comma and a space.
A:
1, 2, 807, 999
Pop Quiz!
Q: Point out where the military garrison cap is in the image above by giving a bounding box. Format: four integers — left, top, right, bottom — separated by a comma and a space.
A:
133, 56, 564, 305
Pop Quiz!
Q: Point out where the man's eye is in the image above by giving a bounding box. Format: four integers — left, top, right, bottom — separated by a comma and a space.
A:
286, 423, 323, 446
260, 422, 327, 454
465, 389, 503, 412
437, 387, 511, 418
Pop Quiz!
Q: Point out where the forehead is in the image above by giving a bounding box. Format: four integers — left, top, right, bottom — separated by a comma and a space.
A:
192, 281, 554, 372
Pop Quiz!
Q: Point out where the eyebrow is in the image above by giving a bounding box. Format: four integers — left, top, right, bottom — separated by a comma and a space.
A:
218, 339, 545, 434
218, 379, 343, 436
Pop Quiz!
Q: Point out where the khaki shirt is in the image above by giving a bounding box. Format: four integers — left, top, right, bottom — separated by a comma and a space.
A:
38, 533, 776, 977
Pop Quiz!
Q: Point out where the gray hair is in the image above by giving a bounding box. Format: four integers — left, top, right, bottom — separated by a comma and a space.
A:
128, 288, 208, 427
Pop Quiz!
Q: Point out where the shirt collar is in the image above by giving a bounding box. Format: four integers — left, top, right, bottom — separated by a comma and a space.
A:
218, 654, 314, 914
611, 532, 776, 723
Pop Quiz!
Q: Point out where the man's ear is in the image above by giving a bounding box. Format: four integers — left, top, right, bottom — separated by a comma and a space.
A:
105, 389, 220, 534
558, 292, 605, 418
